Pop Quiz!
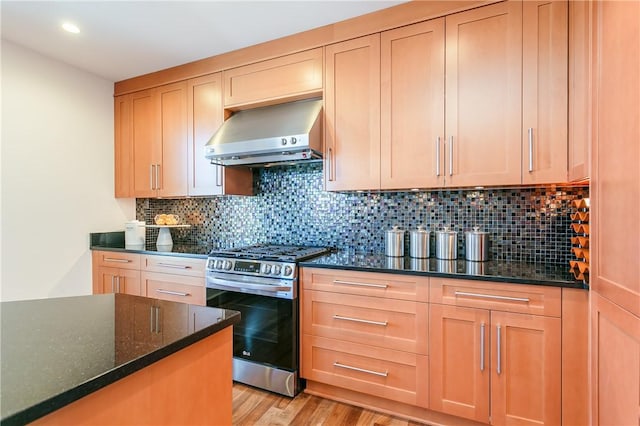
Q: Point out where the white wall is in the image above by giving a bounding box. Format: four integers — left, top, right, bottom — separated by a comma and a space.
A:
1, 40, 135, 301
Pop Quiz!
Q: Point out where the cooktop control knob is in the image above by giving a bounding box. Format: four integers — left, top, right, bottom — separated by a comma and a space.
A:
216, 260, 224, 269
272, 265, 282, 275
283, 265, 293, 276
262, 264, 272, 274
223, 260, 232, 270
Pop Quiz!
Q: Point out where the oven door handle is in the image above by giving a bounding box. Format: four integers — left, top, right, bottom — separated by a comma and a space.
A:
206, 275, 291, 293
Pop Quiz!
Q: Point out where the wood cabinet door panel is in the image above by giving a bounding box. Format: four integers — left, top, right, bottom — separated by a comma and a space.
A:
324, 35, 381, 191
131, 90, 156, 197
156, 82, 188, 197
429, 304, 490, 423
522, 0, 568, 185
591, 0, 640, 318
118, 269, 142, 296
223, 48, 323, 108
95, 266, 118, 294
301, 267, 429, 302
591, 293, 640, 426
301, 335, 428, 408
490, 311, 561, 426
303, 290, 428, 354
380, 19, 445, 190
114, 95, 133, 198
445, 1, 522, 187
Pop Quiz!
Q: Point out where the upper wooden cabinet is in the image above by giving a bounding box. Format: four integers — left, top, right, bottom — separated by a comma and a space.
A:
128, 82, 188, 198
380, 19, 445, 190
186, 73, 253, 196
114, 95, 133, 198
444, 1, 523, 187
568, 0, 592, 182
324, 35, 381, 191
223, 48, 323, 109
522, 0, 568, 185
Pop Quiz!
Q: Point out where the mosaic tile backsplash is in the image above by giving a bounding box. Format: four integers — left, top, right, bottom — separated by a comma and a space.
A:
137, 163, 589, 265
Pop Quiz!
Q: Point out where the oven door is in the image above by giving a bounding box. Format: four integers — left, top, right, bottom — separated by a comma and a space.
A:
205, 285, 297, 371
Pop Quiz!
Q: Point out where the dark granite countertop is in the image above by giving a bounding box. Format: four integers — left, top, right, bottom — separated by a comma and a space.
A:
300, 251, 587, 289
90, 231, 211, 259
0, 293, 240, 425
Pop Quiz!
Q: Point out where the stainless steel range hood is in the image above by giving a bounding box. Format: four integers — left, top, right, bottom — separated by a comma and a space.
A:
204, 98, 322, 167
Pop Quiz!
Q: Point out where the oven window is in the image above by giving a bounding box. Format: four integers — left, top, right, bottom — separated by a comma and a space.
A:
206, 289, 297, 371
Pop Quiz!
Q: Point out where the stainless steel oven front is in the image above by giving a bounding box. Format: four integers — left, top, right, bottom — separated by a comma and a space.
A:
205, 257, 301, 397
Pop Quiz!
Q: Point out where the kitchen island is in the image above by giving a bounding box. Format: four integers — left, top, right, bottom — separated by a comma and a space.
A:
0, 293, 240, 425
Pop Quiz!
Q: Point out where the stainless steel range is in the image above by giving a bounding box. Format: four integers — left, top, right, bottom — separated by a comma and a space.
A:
205, 244, 330, 397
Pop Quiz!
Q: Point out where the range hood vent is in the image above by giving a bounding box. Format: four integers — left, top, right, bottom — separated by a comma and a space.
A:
205, 98, 323, 167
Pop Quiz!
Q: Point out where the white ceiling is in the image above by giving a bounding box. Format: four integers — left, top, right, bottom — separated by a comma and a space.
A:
1, 1, 406, 82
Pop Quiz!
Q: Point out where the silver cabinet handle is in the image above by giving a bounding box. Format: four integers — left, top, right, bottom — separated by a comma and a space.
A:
327, 147, 334, 182
333, 279, 388, 289
333, 314, 388, 327
333, 362, 388, 377
216, 164, 223, 187
528, 128, 534, 172
448, 136, 453, 176
104, 257, 131, 263
155, 306, 161, 333
150, 164, 155, 190
454, 291, 530, 303
480, 322, 485, 372
436, 137, 441, 177
156, 289, 190, 297
157, 263, 191, 269
496, 325, 502, 375
155, 164, 161, 190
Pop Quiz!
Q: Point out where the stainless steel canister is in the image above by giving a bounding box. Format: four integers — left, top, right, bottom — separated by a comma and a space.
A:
435, 227, 458, 259
409, 226, 431, 258
465, 227, 489, 261
385, 226, 404, 257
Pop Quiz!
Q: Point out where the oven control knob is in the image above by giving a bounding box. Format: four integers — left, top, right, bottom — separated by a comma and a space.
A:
262, 264, 272, 274
223, 260, 232, 270
283, 266, 293, 276
272, 265, 282, 275
215, 260, 224, 269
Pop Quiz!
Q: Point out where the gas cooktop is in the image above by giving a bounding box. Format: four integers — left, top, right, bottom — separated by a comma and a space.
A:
208, 244, 330, 262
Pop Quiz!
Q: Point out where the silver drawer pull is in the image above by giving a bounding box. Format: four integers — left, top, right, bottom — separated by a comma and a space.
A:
156, 289, 190, 297
333, 315, 388, 327
104, 257, 131, 263
480, 322, 485, 372
157, 263, 191, 269
333, 280, 388, 289
333, 362, 388, 377
454, 291, 530, 303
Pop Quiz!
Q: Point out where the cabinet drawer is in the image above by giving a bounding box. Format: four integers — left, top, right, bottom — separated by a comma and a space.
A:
302, 290, 428, 354
223, 48, 323, 107
92, 250, 140, 270
142, 255, 206, 277
430, 278, 561, 317
301, 335, 428, 408
143, 272, 206, 305
301, 268, 429, 302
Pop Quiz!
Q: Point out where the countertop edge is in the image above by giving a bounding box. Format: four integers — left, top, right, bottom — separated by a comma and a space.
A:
90, 245, 209, 259
298, 261, 588, 290
3, 313, 240, 426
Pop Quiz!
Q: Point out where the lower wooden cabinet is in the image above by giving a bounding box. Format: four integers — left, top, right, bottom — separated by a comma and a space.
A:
142, 271, 205, 305
94, 266, 142, 296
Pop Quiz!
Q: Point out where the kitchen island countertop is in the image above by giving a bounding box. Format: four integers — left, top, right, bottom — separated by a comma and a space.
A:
0, 293, 239, 425
300, 251, 587, 289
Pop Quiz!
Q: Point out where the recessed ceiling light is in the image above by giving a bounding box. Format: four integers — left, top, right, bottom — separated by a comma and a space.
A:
62, 22, 80, 34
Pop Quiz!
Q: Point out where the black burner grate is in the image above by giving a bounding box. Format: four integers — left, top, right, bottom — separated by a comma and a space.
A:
208, 244, 330, 262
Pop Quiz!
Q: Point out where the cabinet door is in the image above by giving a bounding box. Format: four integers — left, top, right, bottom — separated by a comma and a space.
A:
118, 269, 142, 296
591, 0, 640, 318
131, 90, 156, 198
187, 74, 253, 196
380, 19, 445, 190
568, 0, 592, 182
324, 34, 381, 191
522, 1, 568, 185
114, 95, 133, 198
429, 304, 490, 423
94, 266, 119, 294
156, 81, 188, 197
591, 293, 640, 426
94, 267, 141, 296
445, 1, 522, 187
491, 311, 561, 426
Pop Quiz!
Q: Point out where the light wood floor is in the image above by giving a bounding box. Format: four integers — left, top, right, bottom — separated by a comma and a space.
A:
233, 383, 429, 426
